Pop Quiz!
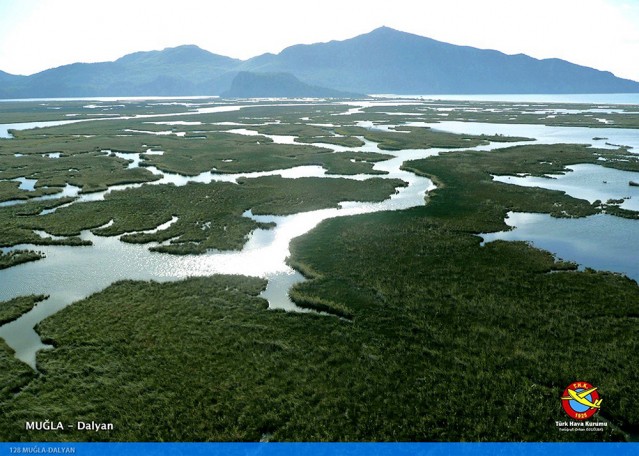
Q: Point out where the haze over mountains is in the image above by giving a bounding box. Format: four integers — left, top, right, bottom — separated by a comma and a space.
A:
221, 72, 363, 98
1, 27, 638, 99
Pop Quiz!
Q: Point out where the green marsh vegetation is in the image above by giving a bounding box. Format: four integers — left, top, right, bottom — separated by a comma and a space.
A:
602, 205, 639, 220
0, 101, 401, 253
286, 143, 639, 441
334, 125, 531, 150
459, 109, 639, 130
5, 97, 639, 131
0, 149, 159, 199
0, 198, 88, 248
27, 176, 404, 254
359, 101, 639, 130
286, 212, 638, 441
0, 99, 637, 442
0, 99, 196, 124
0, 295, 47, 325
0, 250, 45, 270
402, 143, 639, 228
220, 122, 367, 148
136, 134, 387, 176
22, 103, 355, 138
1, 198, 637, 441
0, 340, 35, 404
0, 179, 62, 203
4, 120, 388, 178
296, 135, 366, 148
0, 100, 108, 123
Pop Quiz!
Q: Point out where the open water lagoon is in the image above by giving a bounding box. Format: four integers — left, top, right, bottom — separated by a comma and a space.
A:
481, 212, 639, 282
493, 164, 639, 211
423, 120, 639, 151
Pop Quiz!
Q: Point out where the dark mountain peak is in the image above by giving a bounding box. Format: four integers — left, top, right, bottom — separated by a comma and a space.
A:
355, 26, 440, 45
272, 25, 444, 65
167, 44, 204, 51
158, 44, 215, 58
373, 25, 395, 32
367, 26, 411, 36
352, 26, 402, 40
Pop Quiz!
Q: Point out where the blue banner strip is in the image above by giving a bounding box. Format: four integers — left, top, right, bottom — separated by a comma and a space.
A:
0, 442, 637, 456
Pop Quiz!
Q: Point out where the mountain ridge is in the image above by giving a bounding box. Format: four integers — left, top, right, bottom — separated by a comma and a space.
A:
1, 27, 638, 98
239, 26, 639, 94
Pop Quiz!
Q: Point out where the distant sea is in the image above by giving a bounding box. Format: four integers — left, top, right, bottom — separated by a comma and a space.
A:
374, 93, 639, 105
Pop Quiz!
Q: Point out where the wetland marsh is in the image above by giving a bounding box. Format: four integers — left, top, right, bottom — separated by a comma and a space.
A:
0, 97, 637, 442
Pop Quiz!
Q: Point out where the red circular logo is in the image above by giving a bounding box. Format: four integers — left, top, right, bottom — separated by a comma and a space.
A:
561, 381, 601, 420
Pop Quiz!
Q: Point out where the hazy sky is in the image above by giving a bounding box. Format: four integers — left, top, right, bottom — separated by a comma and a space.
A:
1, 0, 638, 81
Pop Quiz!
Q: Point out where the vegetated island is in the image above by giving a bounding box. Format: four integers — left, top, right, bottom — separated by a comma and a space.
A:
0, 250, 45, 270
0, 295, 47, 326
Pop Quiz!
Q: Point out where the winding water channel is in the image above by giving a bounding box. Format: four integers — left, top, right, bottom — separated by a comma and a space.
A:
0, 116, 446, 368
1, 101, 638, 369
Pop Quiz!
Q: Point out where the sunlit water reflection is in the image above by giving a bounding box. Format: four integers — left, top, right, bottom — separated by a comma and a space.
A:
0, 123, 441, 368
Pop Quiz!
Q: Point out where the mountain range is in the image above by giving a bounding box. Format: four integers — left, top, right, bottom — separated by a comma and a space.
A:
1, 27, 638, 99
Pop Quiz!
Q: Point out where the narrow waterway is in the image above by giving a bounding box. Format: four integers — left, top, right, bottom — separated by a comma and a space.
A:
0, 121, 445, 368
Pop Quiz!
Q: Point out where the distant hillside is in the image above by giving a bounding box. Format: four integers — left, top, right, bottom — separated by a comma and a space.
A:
1, 27, 638, 98
222, 71, 362, 98
0, 70, 19, 82
0, 45, 239, 98
0, 71, 25, 98
242, 27, 639, 94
